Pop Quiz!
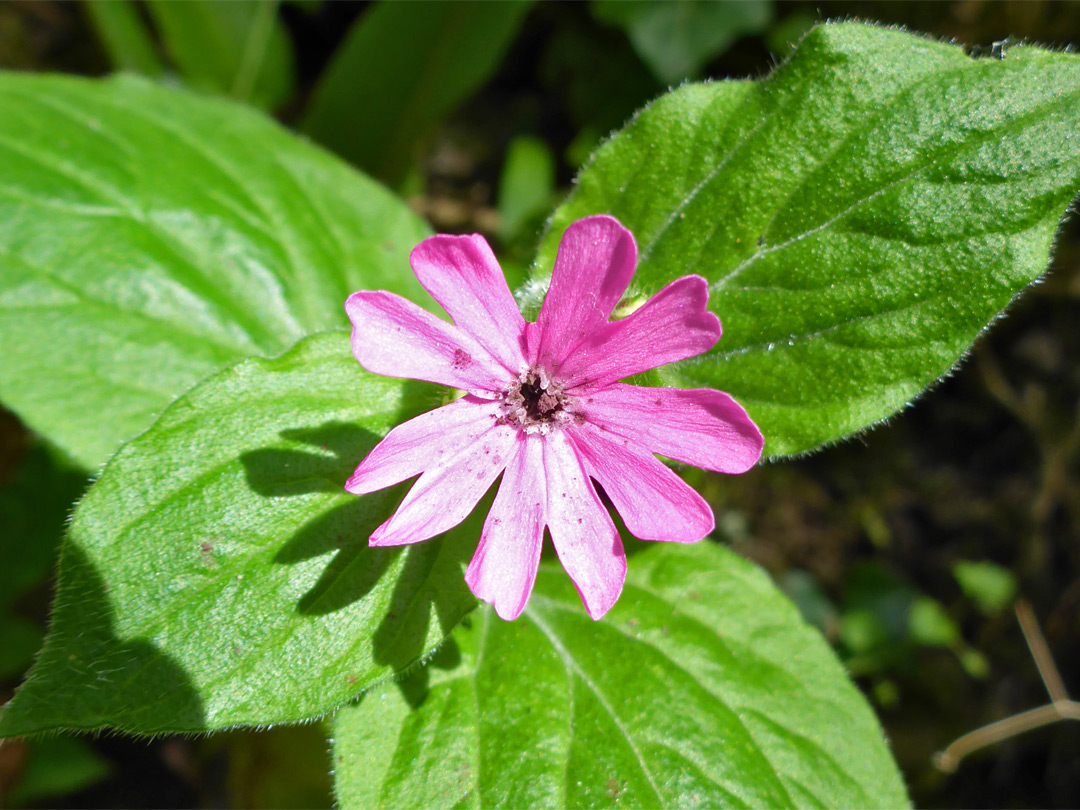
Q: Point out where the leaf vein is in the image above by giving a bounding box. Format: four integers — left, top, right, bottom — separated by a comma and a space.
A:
525, 606, 666, 806
710, 84, 1080, 291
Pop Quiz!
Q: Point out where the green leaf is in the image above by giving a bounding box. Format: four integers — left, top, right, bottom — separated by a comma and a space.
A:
0, 72, 430, 469
145, 0, 295, 109
7, 736, 112, 807
592, 0, 773, 84
952, 559, 1017, 615
0, 440, 86, 608
0, 333, 479, 735
907, 596, 960, 648
535, 22, 1080, 457
83, 0, 166, 77
301, 0, 534, 186
497, 136, 556, 242
333, 541, 908, 809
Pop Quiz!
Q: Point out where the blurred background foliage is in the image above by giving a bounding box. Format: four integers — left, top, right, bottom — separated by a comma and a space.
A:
0, 0, 1078, 807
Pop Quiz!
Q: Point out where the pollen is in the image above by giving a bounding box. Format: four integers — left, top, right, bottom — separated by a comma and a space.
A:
501, 368, 574, 435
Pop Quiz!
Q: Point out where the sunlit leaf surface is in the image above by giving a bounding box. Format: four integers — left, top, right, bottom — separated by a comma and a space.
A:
536, 23, 1080, 457
334, 541, 908, 809
0, 334, 478, 734
0, 73, 430, 468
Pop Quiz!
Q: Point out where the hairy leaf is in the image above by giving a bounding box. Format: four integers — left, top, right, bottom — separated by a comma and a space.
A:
333, 541, 908, 809
535, 23, 1080, 457
0, 333, 478, 735
0, 73, 430, 468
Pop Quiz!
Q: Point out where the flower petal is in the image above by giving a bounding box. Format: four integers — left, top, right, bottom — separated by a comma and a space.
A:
576, 384, 763, 474
465, 434, 546, 620
368, 421, 517, 547
346, 396, 501, 495
543, 431, 626, 619
410, 234, 527, 373
535, 215, 637, 371
346, 290, 507, 395
559, 275, 721, 390
568, 424, 714, 543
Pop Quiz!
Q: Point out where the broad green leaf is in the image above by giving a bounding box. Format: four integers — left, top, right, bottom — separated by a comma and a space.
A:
592, 0, 773, 84
301, 0, 534, 186
0, 333, 479, 735
0, 72, 430, 469
83, 0, 166, 77
535, 22, 1080, 457
333, 541, 908, 809
146, 0, 295, 109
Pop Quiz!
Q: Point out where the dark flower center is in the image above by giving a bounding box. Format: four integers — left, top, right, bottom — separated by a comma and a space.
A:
520, 377, 563, 421
499, 368, 574, 435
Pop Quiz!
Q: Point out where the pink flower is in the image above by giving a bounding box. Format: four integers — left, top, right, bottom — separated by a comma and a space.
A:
344, 215, 763, 620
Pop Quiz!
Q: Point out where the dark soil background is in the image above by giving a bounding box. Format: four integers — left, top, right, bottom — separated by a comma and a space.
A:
0, 1, 1077, 807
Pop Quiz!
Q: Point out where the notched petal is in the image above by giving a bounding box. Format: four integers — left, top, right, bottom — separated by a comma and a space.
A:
368, 422, 517, 547
569, 424, 714, 543
542, 432, 626, 620
345, 397, 502, 495
578, 384, 763, 474
535, 215, 637, 372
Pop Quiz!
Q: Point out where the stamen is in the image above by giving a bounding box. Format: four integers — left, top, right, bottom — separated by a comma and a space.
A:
500, 367, 574, 434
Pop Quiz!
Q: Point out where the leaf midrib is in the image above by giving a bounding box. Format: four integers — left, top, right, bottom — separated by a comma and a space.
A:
525, 603, 666, 808
704, 85, 1080, 292
0, 127, 286, 351
0, 245, 250, 358
0, 79, 350, 346
529, 592, 798, 806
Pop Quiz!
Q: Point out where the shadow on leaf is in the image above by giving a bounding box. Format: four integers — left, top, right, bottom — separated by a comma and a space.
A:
239, 394, 481, 692
240, 420, 378, 498
0, 542, 205, 736
396, 636, 464, 709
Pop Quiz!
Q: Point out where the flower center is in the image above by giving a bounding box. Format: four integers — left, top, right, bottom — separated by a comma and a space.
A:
520, 376, 561, 421
500, 368, 575, 435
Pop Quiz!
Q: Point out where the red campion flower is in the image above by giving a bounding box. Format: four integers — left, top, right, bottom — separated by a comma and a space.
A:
345, 215, 762, 620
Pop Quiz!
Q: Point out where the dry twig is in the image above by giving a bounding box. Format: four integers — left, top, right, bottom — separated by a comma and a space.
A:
934, 599, 1079, 772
